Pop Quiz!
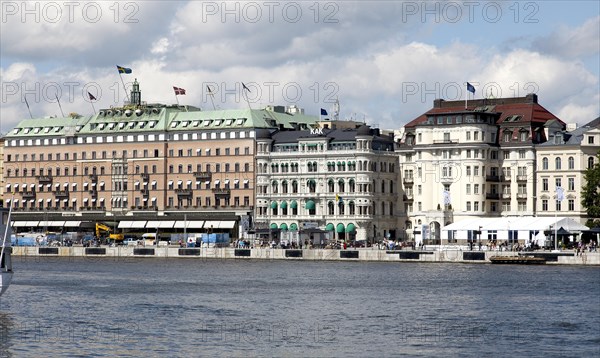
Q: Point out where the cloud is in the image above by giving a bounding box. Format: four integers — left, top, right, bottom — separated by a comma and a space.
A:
531, 16, 600, 59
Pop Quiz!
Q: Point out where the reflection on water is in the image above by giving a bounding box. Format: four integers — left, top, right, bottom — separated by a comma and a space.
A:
0, 312, 14, 358
0, 257, 599, 357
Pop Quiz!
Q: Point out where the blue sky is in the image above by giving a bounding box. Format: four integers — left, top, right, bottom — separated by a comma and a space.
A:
1, 1, 598, 133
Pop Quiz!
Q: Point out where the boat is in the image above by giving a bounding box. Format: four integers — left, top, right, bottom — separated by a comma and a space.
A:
0, 206, 14, 296
489, 255, 546, 265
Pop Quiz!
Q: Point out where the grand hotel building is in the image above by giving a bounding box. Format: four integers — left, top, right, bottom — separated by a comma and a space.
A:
1, 80, 319, 235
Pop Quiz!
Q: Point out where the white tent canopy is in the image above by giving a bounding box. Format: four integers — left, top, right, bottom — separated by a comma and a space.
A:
442, 217, 589, 246
443, 217, 588, 232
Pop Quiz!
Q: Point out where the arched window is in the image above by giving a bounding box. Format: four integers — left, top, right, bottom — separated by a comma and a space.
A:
282, 181, 288, 194
338, 179, 345, 193
328, 179, 335, 192
292, 180, 298, 193
542, 157, 548, 170
349, 201, 355, 215
568, 156, 574, 170
349, 179, 355, 193
555, 157, 561, 170
328, 201, 335, 215
589, 156, 595, 169
271, 181, 278, 194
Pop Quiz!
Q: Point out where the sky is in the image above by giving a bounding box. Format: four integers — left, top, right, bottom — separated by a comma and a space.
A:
1, 1, 599, 134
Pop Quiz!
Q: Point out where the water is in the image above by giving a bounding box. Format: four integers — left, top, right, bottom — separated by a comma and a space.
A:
1, 256, 599, 357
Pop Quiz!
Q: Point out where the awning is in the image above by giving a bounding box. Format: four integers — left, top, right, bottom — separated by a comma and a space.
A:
280, 223, 288, 231
49, 221, 66, 226
243, 180, 249, 184
130, 221, 147, 229
173, 220, 204, 229
218, 221, 236, 229
177, 180, 183, 185
270, 223, 278, 229
325, 223, 335, 231
270, 201, 277, 209
12, 221, 29, 227
305, 200, 315, 210
202, 220, 234, 229
118, 221, 134, 229
224, 179, 230, 184
280, 201, 287, 209
290, 200, 298, 209
157, 221, 175, 228
336, 223, 345, 233
346, 223, 356, 233
27, 221, 40, 226
289, 223, 298, 231
64, 221, 82, 227
145, 221, 161, 229
214, 180, 220, 185
186, 180, 192, 185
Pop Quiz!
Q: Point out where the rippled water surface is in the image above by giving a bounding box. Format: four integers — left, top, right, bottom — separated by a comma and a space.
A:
1, 256, 599, 357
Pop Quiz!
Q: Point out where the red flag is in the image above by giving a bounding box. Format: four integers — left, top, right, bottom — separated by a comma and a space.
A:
173, 86, 186, 95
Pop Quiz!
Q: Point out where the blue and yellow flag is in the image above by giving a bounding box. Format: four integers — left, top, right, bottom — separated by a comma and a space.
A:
116, 65, 132, 74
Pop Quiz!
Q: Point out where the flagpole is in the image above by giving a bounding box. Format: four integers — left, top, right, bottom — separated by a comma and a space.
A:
174, 93, 180, 107
90, 99, 96, 115
207, 86, 216, 110
241, 83, 252, 109
119, 73, 130, 103
55, 94, 65, 117
465, 83, 468, 109
24, 95, 33, 119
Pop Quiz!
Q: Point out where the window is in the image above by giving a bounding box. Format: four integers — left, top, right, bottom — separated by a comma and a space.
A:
555, 200, 561, 211
474, 202, 479, 211
466, 132, 471, 140
589, 157, 595, 169
466, 166, 471, 176
589, 136, 595, 144
568, 157, 574, 170
555, 157, 561, 170
519, 150, 525, 159
474, 166, 479, 176
568, 199, 575, 211
568, 178, 575, 191
555, 178, 562, 188
474, 184, 479, 194
542, 178, 548, 191
466, 202, 471, 211
542, 157, 548, 170
503, 151, 510, 159
466, 184, 471, 195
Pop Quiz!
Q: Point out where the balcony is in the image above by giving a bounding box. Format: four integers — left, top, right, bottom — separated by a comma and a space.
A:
212, 188, 231, 196
54, 190, 69, 197
501, 193, 512, 199
516, 175, 528, 182
175, 189, 193, 196
486, 193, 499, 200
517, 193, 528, 199
194, 171, 212, 180
88, 174, 98, 181
500, 175, 511, 182
140, 189, 149, 196
403, 194, 414, 202
22, 191, 37, 199
403, 177, 414, 184
36, 175, 53, 183
141, 173, 150, 181
486, 175, 499, 182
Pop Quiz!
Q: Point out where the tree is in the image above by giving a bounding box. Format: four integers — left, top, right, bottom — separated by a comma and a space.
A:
581, 151, 600, 228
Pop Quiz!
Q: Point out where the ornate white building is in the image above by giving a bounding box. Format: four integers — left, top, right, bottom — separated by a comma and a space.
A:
255, 121, 400, 243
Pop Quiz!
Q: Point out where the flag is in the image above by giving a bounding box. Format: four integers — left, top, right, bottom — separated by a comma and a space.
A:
320, 108, 328, 116
88, 92, 97, 101
556, 186, 564, 202
336, 194, 343, 204
443, 190, 451, 205
116, 65, 132, 74
242, 82, 250, 92
206, 85, 213, 94
173, 86, 186, 95
466, 82, 475, 94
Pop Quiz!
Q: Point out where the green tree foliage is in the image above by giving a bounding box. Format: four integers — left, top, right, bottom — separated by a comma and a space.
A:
582, 151, 600, 227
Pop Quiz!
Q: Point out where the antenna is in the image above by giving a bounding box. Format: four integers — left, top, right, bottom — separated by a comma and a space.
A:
333, 97, 339, 121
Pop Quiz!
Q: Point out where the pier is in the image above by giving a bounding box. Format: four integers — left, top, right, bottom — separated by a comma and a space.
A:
10, 246, 600, 265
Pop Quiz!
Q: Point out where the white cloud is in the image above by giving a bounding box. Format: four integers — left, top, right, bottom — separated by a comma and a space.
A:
532, 16, 600, 59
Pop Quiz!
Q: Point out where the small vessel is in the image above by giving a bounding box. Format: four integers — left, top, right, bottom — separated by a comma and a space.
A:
0, 206, 14, 296
489, 255, 546, 265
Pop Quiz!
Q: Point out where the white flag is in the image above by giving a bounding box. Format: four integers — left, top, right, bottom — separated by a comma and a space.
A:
556, 186, 564, 202
442, 190, 451, 205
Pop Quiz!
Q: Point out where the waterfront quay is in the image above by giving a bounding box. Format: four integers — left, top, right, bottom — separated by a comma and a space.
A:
11, 246, 600, 265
